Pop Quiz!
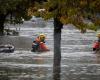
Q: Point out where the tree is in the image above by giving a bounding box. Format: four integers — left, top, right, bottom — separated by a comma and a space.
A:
0, 0, 27, 35
31, 0, 100, 80
0, 0, 46, 35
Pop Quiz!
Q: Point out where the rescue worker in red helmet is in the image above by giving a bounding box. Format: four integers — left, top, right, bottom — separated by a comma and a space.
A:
32, 34, 49, 52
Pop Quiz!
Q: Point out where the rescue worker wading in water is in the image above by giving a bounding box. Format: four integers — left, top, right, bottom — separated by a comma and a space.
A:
32, 34, 49, 52
93, 33, 100, 51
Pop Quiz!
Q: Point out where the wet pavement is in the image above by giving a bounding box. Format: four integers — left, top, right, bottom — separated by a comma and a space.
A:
0, 20, 100, 80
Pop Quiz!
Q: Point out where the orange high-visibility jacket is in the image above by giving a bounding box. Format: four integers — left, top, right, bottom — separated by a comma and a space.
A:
35, 37, 40, 43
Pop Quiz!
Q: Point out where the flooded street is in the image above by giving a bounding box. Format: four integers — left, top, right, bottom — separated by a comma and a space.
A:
0, 20, 100, 80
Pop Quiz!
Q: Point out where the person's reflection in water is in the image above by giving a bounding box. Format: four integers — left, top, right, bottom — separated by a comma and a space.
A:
95, 53, 100, 64
33, 56, 46, 79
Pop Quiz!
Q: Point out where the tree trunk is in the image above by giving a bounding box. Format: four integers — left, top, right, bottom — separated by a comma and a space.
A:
0, 14, 6, 35
53, 18, 63, 80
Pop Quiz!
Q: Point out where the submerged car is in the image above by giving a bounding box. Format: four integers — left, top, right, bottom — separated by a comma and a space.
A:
0, 44, 15, 53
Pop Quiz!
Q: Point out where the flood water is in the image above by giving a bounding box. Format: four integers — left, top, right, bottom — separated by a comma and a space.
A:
0, 20, 100, 80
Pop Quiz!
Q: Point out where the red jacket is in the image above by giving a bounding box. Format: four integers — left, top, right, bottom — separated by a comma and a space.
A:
93, 42, 100, 49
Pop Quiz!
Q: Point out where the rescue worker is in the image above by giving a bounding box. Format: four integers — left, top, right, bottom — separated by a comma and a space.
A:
93, 33, 100, 51
32, 34, 46, 51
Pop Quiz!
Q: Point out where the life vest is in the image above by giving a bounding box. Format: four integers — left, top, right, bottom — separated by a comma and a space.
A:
35, 37, 45, 43
35, 37, 41, 43
93, 41, 100, 49
32, 37, 40, 50
39, 42, 50, 51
